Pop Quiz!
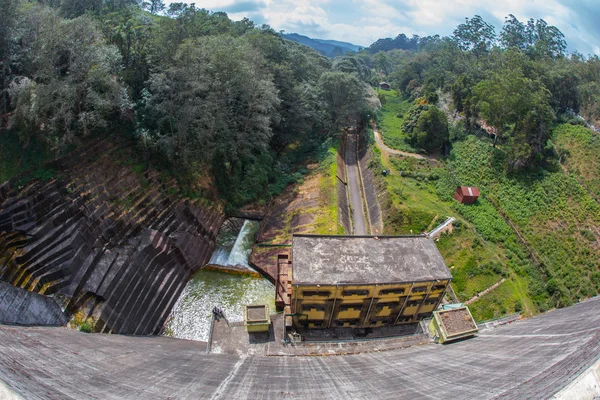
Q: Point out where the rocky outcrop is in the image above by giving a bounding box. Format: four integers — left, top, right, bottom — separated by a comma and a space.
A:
0, 140, 223, 335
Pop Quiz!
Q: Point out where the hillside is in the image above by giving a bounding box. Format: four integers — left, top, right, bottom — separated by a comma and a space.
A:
283, 33, 359, 57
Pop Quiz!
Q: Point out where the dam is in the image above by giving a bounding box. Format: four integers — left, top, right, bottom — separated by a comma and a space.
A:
0, 296, 598, 399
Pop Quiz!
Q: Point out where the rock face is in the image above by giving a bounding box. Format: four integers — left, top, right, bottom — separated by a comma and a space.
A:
0, 140, 223, 335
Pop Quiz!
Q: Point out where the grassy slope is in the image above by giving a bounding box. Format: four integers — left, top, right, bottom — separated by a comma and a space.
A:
554, 124, 600, 200
438, 131, 600, 311
376, 89, 416, 153
370, 131, 533, 320
373, 123, 599, 320
313, 143, 344, 235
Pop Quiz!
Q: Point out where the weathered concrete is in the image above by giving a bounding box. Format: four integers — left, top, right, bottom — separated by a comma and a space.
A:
0, 281, 67, 326
345, 133, 367, 235
357, 130, 384, 235
0, 296, 599, 399
292, 234, 452, 285
0, 140, 224, 335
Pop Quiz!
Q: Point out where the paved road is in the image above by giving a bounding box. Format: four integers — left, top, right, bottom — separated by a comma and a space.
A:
372, 123, 431, 160
344, 133, 367, 235
1, 296, 599, 399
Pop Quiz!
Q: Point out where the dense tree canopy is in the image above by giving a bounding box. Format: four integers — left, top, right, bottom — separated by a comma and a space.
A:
369, 14, 599, 170
0, 0, 376, 205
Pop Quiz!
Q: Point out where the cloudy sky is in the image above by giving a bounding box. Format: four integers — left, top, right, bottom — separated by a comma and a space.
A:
179, 0, 600, 55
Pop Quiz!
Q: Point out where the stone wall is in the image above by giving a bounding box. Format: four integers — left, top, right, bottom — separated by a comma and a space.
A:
0, 140, 223, 335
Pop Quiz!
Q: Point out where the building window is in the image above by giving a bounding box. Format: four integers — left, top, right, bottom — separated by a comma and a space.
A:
406, 299, 422, 307
398, 316, 413, 323
302, 304, 326, 312
342, 289, 369, 297
380, 288, 405, 296
303, 290, 330, 297
424, 297, 439, 305
432, 285, 446, 291
375, 302, 399, 310
412, 286, 428, 293
371, 318, 391, 325
339, 304, 362, 312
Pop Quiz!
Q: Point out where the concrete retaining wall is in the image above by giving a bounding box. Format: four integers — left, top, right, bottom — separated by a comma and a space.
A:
0, 140, 224, 335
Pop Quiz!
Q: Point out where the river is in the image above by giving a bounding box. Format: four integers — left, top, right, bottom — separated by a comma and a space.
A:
162, 219, 275, 342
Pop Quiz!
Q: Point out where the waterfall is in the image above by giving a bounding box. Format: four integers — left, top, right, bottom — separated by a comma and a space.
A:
208, 219, 258, 270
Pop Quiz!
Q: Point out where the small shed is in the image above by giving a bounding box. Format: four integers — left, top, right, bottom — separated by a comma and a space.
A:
454, 186, 480, 204
379, 82, 391, 91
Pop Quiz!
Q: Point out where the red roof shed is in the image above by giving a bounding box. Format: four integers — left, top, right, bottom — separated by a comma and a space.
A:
454, 186, 480, 204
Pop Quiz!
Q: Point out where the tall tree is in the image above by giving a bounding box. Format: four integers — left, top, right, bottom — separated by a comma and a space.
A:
318, 71, 368, 131
452, 15, 496, 57
8, 11, 130, 152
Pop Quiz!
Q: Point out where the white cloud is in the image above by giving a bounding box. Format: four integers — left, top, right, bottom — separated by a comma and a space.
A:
168, 0, 600, 54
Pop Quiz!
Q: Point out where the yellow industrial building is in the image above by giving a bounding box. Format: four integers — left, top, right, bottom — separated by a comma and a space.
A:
290, 235, 452, 329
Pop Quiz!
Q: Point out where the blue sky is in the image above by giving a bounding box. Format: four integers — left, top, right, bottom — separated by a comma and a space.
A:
181, 1, 600, 55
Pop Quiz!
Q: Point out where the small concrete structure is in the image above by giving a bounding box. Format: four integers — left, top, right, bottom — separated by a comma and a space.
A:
429, 306, 478, 343
245, 305, 270, 333
379, 82, 391, 90
454, 186, 480, 204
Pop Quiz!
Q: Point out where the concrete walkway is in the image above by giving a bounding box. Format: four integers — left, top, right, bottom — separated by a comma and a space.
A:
372, 123, 431, 160
1, 296, 599, 399
344, 133, 367, 235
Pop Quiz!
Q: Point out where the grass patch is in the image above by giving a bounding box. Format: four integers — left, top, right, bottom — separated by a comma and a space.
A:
554, 123, 600, 200
375, 89, 416, 153
373, 135, 540, 318
313, 142, 343, 234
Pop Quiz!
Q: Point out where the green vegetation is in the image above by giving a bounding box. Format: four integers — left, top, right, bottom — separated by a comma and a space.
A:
376, 89, 415, 152
1, 1, 379, 207
313, 141, 344, 235
554, 124, 600, 200
374, 147, 534, 320
79, 322, 93, 333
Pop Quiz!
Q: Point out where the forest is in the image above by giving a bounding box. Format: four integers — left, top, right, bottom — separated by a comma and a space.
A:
0, 0, 377, 205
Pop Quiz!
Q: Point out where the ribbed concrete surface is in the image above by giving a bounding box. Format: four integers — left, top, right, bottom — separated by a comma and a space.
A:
1, 297, 599, 399
0, 281, 66, 326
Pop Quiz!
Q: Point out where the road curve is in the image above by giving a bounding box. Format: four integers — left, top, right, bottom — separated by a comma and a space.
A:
372, 123, 431, 160
344, 133, 367, 235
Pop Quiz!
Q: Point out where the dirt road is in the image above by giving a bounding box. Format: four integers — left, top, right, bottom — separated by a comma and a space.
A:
372, 123, 431, 160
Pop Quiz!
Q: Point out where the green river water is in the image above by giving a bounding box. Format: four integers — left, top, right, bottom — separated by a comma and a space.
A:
162, 220, 275, 342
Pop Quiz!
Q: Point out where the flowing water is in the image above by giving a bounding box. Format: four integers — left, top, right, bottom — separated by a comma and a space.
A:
162, 219, 275, 342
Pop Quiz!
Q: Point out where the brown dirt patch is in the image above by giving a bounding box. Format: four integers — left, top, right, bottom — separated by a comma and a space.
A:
440, 309, 477, 335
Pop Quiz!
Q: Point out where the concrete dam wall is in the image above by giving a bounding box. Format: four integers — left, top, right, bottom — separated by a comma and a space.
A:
0, 140, 224, 335
0, 296, 598, 399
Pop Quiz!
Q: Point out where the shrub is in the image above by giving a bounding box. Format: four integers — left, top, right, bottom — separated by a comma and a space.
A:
79, 322, 92, 333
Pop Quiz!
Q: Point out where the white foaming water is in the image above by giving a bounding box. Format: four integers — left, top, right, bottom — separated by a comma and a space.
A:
208, 219, 257, 270
163, 219, 274, 342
